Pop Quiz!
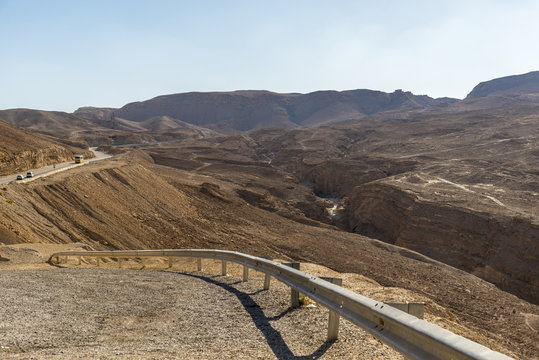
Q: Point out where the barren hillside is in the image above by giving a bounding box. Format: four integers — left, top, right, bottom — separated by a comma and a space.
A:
0, 117, 91, 175
141, 103, 538, 305
0, 108, 221, 147
0, 153, 537, 358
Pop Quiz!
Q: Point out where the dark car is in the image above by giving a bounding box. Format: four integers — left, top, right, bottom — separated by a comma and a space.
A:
16, 174, 24, 180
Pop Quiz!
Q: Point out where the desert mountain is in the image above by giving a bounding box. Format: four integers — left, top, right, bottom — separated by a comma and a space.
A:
466, 70, 539, 99
0, 108, 219, 147
0, 108, 105, 136
0, 108, 116, 148
75, 89, 454, 134
428, 70, 539, 112
141, 102, 538, 305
4, 71, 538, 147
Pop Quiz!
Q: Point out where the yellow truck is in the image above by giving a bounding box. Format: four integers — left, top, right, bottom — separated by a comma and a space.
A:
74, 155, 84, 164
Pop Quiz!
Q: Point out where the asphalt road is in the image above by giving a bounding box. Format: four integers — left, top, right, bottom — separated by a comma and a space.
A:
0, 147, 112, 185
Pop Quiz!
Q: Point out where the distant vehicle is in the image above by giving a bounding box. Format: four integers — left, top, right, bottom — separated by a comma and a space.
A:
16, 174, 24, 180
26, 171, 34, 178
74, 155, 84, 163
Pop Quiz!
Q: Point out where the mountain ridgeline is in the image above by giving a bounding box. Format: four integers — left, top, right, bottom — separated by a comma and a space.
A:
466, 70, 539, 99
75, 89, 456, 134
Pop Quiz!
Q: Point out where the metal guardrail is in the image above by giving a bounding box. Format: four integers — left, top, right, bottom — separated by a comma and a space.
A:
48, 249, 513, 360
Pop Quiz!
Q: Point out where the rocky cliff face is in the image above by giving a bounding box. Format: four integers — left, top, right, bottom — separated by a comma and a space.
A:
299, 158, 418, 198
0, 147, 76, 175
342, 182, 539, 304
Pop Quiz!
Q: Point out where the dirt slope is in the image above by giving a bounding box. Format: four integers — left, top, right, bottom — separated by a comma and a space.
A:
0, 108, 106, 136
0, 153, 536, 358
0, 117, 91, 175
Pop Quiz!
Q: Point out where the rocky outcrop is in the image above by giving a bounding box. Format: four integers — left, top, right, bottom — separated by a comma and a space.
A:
0, 147, 76, 175
0, 118, 89, 175
299, 158, 417, 198
73, 107, 116, 121
342, 183, 539, 304
466, 70, 539, 99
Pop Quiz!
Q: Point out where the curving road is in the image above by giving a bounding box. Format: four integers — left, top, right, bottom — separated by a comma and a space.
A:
0, 147, 112, 185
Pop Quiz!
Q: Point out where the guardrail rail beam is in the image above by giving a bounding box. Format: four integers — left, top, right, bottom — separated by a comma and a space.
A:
46, 249, 514, 360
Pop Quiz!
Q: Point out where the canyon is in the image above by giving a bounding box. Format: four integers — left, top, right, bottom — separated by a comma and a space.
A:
0, 71, 537, 357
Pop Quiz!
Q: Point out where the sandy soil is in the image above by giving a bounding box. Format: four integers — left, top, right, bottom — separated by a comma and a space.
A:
0, 253, 403, 359
0, 244, 519, 359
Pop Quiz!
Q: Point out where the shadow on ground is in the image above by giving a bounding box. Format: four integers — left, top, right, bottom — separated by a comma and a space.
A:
180, 272, 336, 359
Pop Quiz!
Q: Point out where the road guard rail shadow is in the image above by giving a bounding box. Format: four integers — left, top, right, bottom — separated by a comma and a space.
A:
48, 249, 513, 360
183, 272, 335, 359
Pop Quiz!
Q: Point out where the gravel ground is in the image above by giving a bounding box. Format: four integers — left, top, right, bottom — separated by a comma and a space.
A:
0, 265, 402, 359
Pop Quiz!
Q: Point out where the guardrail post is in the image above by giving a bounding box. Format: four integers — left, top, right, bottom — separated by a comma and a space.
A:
64, 256, 68, 263
263, 273, 271, 290
284, 262, 300, 307
222, 260, 227, 276
321, 277, 343, 340
384, 302, 425, 319
263, 257, 273, 290
243, 265, 249, 282
408, 302, 425, 319
77, 256, 81, 265
263, 258, 272, 289
168, 257, 173, 268
96, 257, 100, 267
197, 258, 202, 271
119, 258, 123, 268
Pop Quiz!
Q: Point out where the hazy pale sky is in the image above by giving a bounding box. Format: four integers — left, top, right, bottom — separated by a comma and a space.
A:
1, 0, 538, 112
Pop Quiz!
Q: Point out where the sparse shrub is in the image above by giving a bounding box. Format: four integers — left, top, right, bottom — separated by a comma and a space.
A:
5, 199, 13, 204
0, 190, 3, 197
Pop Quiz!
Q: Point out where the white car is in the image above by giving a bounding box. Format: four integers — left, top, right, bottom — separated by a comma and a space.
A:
26, 171, 34, 178
16, 174, 24, 180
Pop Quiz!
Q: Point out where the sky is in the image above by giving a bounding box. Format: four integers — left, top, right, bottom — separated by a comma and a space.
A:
1, 0, 539, 112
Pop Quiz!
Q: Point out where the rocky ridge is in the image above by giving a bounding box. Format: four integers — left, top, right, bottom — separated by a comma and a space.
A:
466, 70, 539, 99
75, 89, 453, 134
